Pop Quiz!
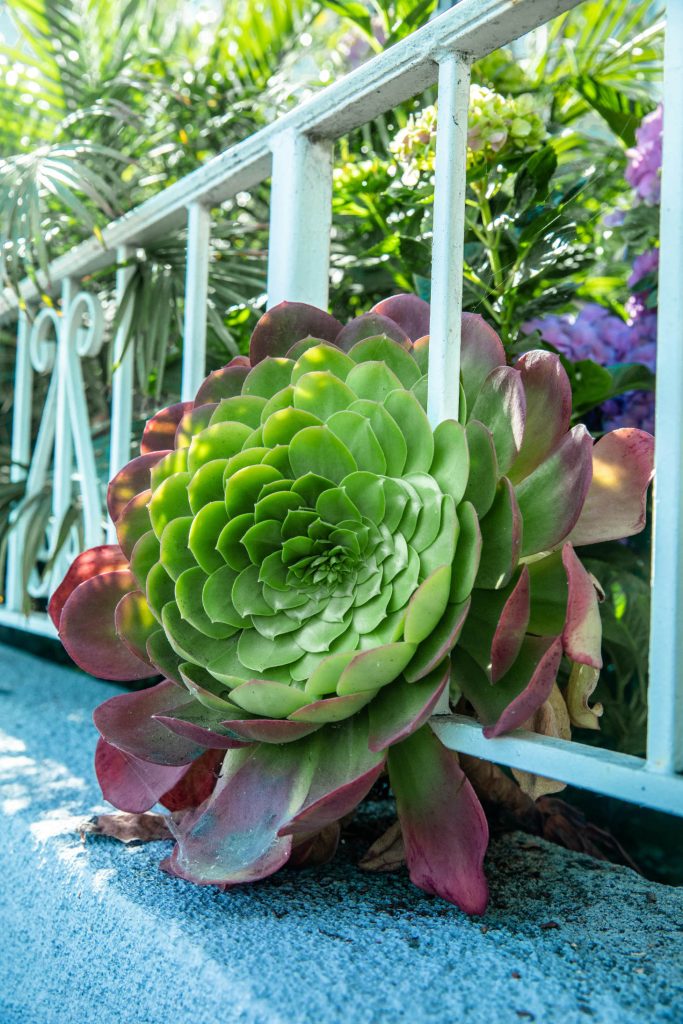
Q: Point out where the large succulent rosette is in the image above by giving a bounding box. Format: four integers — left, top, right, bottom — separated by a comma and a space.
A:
51, 294, 654, 914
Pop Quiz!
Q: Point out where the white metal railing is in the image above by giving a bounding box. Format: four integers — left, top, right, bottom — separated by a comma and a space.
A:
1, 0, 681, 817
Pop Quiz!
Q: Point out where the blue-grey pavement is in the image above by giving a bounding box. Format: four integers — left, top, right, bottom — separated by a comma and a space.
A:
0, 642, 681, 1024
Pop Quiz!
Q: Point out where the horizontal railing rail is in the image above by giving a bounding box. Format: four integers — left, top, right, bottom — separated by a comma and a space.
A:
1, 0, 681, 818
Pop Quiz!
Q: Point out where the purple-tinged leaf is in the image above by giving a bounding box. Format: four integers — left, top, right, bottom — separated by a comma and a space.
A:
163, 744, 300, 885
368, 659, 450, 752
250, 302, 342, 365
491, 566, 530, 682
94, 679, 206, 765
508, 351, 572, 482
159, 749, 223, 812
194, 363, 250, 406
335, 314, 410, 352
115, 489, 152, 559
219, 718, 322, 743
95, 737, 190, 814
568, 428, 654, 546
515, 425, 593, 556
48, 544, 129, 629
155, 702, 252, 750
280, 716, 386, 835
470, 366, 526, 475
453, 634, 562, 737
140, 402, 192, 455
175, 403, 218, 450
114, 589, 156, 665
476, 478, 522, 590
371, 293, 430, 341
288, 691, 375, 723
60, 571, 153, 680
107, 451, 167, 523
460, 313, 506, 410
561, 544, 602, 669
388, 725, 489, 914
483, 637, 563, 738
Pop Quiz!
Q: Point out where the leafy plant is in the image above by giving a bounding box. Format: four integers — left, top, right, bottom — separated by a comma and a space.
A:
51, 294, 654, 910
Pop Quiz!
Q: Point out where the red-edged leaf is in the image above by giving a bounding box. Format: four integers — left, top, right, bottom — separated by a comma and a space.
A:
107, 451, 168, 524
48, 544, 129, 629
368, 660, 450, 752
453, 634, 563, 737
140, 402, 192, 455
114, 589, 156, 664
163, 716, 384, 885
470, 366, 526, 475
388, 725, 489, 914
154, 702, 252, 751
194, 364, 250, 406
219, 718, 322, 743
95, 737, 190, 814
159, 749, 223, 812
335, 313, 410, 351
476, 477, 522, 589
249, 302, 342, 365
371, 294, 430, 341
59, 570, 152, 680
509, 351, 572, 482
561, 544, 602, 668
460, 313, 506, 410
162, 744, 299, 885
280, 720, 386, 836
483, 637, 563, 738
515, 425, 593, 556
568, 428, 654, 546
94, 679, 206, 765
115, 489, 152, 559
491, 566, 530, 683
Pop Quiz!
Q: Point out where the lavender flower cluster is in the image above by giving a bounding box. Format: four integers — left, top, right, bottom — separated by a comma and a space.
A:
625, 105, 662, 206
523, 250, 658, 433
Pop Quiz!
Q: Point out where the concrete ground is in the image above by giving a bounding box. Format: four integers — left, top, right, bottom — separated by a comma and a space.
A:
0, 641, 681, 1024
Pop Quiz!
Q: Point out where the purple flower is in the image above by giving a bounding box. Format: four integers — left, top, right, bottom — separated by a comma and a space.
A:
628, 248, 659, 292
625, 105, 662, 206
522, 300, 657, 433
602, 391, 655, 434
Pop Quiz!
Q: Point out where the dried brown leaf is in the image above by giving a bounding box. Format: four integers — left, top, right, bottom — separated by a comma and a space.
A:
358, 820, 405, 872
80, 812, 173, 844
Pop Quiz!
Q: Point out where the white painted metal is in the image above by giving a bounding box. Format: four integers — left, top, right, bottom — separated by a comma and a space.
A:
647, 0, 683, 776
427, 53, 471, 428
181, 203, 212, 401
432, 716, 683, 817
2, 0, 681, 819
267, 131, 334, 309
107, 245, 136, 543
5, 312, 32, 612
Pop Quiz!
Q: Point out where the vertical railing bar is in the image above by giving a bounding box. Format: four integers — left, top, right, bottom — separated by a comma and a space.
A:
427, 52, 471, 714
267, 130, 334, 309
426, 52, 471, 429
181, 202, 211, 402
646, 0, 683, 774
5, 311, 32, 611
52, 278, 75, 556
107, 245, 136, 541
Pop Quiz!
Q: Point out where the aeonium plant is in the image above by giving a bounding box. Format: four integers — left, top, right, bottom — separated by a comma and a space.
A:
51, 294, 654, 914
